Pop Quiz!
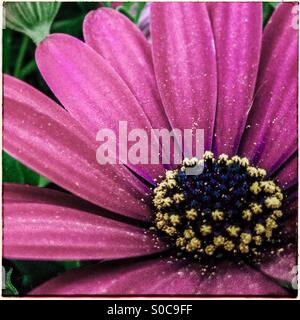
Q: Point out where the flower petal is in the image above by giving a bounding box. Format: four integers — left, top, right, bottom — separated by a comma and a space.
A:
30, 257, 288, 296
259, 246, 297, 284
36, 33, 165, 182
138, 3, 151, 39
265, 190, 298, 282
239, 3, 298, 172
151, 2, 217, 153
273, 153, 298, 190
284, 189, 298, 238
207, 3, 262, 156
286, 189, 298, 216
283, 199, 297, 239
3, 75, 150, 220
83, 8, 170, 132
3, 184, 165, 260
195, 261, 290, 296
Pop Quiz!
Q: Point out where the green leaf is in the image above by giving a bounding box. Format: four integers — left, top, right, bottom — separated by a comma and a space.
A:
52, 15, 85, 37
263, 3, 276, 26
117, 7, 135, 22
76, 2, 99, 13
3, 29, 12, 74
5, 2, 61, 44
2, 151, 49, 186
2, 268, 19, 296
38, 176, 50, 187
12, 260, 66, 290
19, 60, 38, 79
269, 2, 280, 8
135, 2, 146, 22
122, 2, 135, 11
21, 165, 41, 185
3, 151, 25, 184
14, 35, 30, 78
9, 260, 82, 294
102, 2, 112, 8
58, 261, 81, 271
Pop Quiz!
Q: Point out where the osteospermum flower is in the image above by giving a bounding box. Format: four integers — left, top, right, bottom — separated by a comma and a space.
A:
3, 3, 297, 296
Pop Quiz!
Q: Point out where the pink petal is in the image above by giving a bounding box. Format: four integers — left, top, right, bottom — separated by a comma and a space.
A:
30, 257, 288, 296
36, 33, 165, 182
273, 153, 298, 190
4, 75, 150, 220
83, 8, 170, 132
251, 189, 297, 285
195, 261, 289, 296
138, 3, 151, 40
207, 3, 262, 156
260, 190, 298, 282
284, 189, 298, 232
3, 184, 165, 260
286, 190, 298, 214
239, 3, 298, 172
259, 246, 297, 284
151, 2, 217, 153
257, 183, 297, 285
283, 209, 297, 240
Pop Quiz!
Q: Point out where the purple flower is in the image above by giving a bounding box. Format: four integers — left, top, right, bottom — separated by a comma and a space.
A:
3, 3, 297, 296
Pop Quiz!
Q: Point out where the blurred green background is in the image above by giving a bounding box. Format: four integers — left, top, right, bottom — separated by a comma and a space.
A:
2, 1, 278, 296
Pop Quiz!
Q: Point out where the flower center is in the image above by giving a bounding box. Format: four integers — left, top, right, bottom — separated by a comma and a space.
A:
151, 151, 285, 261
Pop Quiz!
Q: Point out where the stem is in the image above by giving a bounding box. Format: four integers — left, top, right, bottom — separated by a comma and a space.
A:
13, 35, 29, 78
